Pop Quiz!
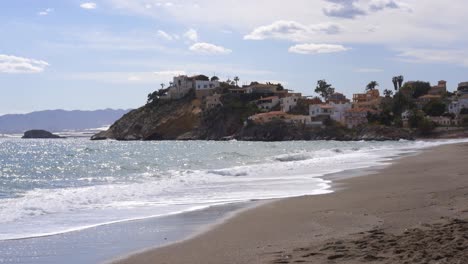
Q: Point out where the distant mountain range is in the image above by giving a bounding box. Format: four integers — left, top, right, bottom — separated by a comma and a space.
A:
0, 109, 131, 134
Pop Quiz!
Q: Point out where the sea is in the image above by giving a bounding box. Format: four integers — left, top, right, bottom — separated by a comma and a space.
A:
0, 137, 467, 263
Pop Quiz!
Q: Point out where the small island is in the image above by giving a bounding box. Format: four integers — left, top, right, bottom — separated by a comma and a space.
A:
22, 130, 63, 139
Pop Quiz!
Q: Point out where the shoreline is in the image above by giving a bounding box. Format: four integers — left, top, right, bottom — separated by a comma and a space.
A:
114, 142, 468, 264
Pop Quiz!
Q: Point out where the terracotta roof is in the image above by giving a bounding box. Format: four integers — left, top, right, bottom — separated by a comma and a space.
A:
419, 94, 441, 99
251, 111, 287, 118
346, 108, 377, 113
258, 96, 279, 101
319, 104, 334, 109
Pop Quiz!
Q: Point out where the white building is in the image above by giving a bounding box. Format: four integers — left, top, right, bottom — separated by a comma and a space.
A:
329, 102, 352, 124
257, 96, 280, 111
160, 75, 220, 100
195, 80, 220, 90
309, 104, 334, 118
449, 95, 468, 115
280, 93, 301, 112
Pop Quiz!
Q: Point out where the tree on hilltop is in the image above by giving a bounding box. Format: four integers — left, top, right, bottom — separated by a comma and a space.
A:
366, 81, 379, 91
315, 80, 335, 101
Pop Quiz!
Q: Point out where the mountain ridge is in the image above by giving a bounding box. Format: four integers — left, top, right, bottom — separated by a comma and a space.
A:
0, 109, 131, 133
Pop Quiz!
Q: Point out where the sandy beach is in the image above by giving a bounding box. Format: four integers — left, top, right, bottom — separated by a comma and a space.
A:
114, 143, 468, 264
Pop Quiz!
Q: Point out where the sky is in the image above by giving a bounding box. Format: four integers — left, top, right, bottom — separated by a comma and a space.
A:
1, 0, 468, 114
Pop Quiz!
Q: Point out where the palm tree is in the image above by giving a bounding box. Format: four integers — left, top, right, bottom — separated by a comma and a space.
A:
392, 76, 398, 91
397, 75, 404, 89
233, 76, 240, 86
383, 89, 394, 97
366, 81, 379, 91
160, 83, 165, 90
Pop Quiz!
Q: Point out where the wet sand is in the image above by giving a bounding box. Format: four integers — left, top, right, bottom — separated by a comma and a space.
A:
114, 143, 468, 264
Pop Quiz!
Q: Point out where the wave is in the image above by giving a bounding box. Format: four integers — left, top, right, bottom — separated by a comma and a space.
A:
1, 138, 468, 241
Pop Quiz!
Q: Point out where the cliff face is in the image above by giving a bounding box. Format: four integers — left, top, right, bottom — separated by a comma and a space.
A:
92, 96, 202, 140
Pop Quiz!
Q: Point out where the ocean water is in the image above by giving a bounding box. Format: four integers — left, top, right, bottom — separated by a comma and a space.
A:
0, 138, 466, 242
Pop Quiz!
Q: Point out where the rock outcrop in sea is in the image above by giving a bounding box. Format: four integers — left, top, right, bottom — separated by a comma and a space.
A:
22, 130, 62, 139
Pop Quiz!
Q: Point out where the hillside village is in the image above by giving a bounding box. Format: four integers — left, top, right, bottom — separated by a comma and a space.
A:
147, 74, 468, 134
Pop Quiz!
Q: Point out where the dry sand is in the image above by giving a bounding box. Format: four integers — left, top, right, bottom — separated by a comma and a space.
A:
114, 143, 468, 264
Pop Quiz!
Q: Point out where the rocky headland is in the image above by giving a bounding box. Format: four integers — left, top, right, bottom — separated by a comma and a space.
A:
91, 93, 415, 142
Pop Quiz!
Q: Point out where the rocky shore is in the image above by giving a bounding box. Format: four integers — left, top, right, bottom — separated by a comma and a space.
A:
91, 96, 416, 142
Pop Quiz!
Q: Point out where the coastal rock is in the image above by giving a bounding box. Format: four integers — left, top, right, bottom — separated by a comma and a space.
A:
22, 130, 62, 139
354, 125, 414, 141
91, 95, 203, 141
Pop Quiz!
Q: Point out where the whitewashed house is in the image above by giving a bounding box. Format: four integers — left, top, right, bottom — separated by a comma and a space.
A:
257, 96, 280, 111
309, 104, 334, 118
329, 102, 352, 125
449, 95, 468, 115
195, 80, 220, 90
280, 93, 301, 112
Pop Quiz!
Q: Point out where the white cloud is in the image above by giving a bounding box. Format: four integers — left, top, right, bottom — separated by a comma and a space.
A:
0, 54, 49, 74
64, 71, 183, 84
189, 42, 232, 55
354, 68, 384, 73
154, 70, 186, 76
157, 30, 174, 41
38, 8, 54, 16
80, 2, 97, 9
183, 28, 198, 42
244, 20, 340, 42
323, 0, 367, 19
288, 43, 350, 54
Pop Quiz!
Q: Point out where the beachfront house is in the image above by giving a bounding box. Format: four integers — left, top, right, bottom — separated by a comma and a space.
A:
280, 93, 301, 112
309, 104, 333, 118
162, 75, 220, 100
256, 96, 280, 111
329, 102, 353, 125
449, 95, 468, 115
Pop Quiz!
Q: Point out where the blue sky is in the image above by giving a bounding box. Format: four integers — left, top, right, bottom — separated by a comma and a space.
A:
1, 0, 468, 114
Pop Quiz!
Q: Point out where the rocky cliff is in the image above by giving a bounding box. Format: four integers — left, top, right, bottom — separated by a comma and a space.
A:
92, 95, 202, 140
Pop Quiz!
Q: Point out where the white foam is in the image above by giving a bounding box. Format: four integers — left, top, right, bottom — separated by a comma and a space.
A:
1, 138, 467, 240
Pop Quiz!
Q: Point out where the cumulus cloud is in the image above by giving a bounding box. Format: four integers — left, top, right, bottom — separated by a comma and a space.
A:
323, 0, 366, 19
38, 8, 54, 16
80, 2, 97, 9
0, 55, 49, 74
183, 29, 198, 42
189, 42, 232, 55
244, 20, 341, 42
288, 43, 349, 54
